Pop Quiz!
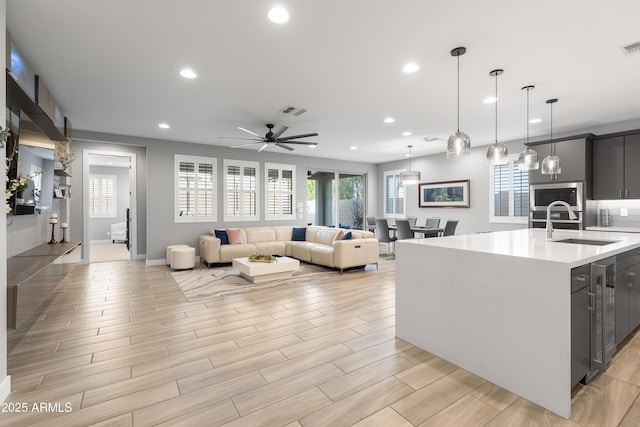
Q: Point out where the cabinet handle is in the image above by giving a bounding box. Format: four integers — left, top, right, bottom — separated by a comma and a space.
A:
629, 272, 637, 287
577, 275, 587, 282
620, 189, 623, 198
587, 291, 595, 311
625, 189, 629, 198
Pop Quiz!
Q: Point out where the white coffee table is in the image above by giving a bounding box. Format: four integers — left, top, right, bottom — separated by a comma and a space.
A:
232, 256, 300, 284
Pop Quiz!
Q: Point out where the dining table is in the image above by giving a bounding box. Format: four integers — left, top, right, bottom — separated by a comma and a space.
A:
388, 225, 444, 238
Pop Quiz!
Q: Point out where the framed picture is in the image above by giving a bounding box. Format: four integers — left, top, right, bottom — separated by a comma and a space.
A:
54, 188, 64, 198
59, 185, 68, 198
419, 179, 470, 208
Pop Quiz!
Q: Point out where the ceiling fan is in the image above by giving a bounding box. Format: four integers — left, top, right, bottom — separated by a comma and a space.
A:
219, 123, 319, 152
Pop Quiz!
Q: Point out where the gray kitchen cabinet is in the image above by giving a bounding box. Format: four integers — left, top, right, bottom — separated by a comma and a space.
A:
571, 264, 591, 387
593, 133, 640, 200
528, 137, 592, 185
615, 248, 640, 345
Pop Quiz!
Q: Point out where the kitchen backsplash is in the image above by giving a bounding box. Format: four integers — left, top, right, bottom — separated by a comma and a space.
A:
594, 200, 640, 228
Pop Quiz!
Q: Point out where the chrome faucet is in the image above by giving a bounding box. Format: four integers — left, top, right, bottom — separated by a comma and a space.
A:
546, 200, 577, 240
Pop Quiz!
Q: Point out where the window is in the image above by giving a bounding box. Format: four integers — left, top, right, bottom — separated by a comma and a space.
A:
89, 174, 116, 218
489, 154, 529, 223
384, 170, 405, 218
224, 159, 259, 221
174, 155, 216, 223
265, 163, 295, 220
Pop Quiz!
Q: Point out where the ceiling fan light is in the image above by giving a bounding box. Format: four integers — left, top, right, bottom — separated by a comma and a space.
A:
541, 155, 561, 175
447, 130, 471, 159
518, 148, 539, 171
486, 142, 509, 165
400, 170, 421, 184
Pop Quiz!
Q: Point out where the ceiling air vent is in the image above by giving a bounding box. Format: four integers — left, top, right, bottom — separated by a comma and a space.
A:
279, 106, 308, 117
620, 41, 640, 56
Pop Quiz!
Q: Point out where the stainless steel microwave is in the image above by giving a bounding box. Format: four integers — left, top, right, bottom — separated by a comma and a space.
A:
530, 182, 583, 212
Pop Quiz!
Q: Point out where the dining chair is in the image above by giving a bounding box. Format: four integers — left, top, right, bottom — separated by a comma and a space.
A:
425, 217, 440, 228
407, 217, 418, 226
375, 218, 397, 254
366, 217, 377, 233
395, 219, 413, 240
442, 220, 459, 236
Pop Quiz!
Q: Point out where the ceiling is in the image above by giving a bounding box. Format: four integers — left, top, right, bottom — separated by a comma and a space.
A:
6, 0, 640, 163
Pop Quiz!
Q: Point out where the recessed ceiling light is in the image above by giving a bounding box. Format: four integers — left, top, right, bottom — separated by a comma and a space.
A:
308, 145, 317, 149
402, 131, 412, 136
483, 97, 497, 104
529, 118, 542, 124
268, 6, 289, 23
405, 153, 412, 158
179, 68, 197, 79
350, 146, 358, 150
384, 117, 395, 123
403, 62, 419, 73
158, 123, 170, 129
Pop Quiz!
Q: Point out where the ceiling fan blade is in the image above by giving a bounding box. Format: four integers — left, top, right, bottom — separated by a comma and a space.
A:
218, 136, 264, 141
272, 125, 289, 139
258, 143, 270, 152
275, 143, 295, 151
237, 126, 262, 138
276, 132, 319, 142
278, 141, 318, 146
231, 142, 263, 148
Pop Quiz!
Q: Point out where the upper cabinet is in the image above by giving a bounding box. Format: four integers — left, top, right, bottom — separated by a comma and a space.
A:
527, 136, 593, 186
593, 133, 640, 200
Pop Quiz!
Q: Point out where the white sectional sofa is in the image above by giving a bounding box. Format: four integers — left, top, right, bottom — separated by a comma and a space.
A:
199, 226, 378, 272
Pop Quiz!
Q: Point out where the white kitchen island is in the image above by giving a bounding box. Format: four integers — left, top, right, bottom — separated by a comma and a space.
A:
396, 228, 640, 418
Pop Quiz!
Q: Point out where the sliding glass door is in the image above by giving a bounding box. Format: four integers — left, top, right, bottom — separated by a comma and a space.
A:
307, 170, 365, 229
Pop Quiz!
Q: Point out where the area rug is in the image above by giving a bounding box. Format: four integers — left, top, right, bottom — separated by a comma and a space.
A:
171, 262, 343, 301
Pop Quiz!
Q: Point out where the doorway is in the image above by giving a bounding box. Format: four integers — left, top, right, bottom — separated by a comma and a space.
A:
82, 151, 137, 263
306, 170, 365, 229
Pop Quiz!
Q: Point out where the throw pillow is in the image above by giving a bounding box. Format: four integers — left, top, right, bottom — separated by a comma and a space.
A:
214, 229, 229, 245
335, 230, 345, 241
226, 228, 245, 245
342, 231, 353, 240
292, 227, 306, 241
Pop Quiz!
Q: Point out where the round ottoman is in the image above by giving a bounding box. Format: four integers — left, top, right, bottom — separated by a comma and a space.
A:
171, 247, 195, 270
166, 244, 189, 265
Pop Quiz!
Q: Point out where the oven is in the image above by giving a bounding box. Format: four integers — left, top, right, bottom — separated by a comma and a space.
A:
530, 182, 584, 230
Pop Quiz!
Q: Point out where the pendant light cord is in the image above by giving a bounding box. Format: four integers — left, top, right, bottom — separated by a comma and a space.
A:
456, 55, 460, 132
494, 73, 498, 143
526, 88, 530, 144
550, 102, 555, 156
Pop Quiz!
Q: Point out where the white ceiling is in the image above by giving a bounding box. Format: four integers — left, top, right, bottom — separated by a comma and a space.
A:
6, 0, 640, 163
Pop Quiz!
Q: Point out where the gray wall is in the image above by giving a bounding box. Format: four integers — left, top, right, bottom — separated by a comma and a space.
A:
1, 0, 10, 401
88, 165, 130, 242
70, 130, 378, 263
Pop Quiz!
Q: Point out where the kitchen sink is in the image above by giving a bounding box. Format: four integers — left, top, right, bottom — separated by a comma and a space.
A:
554, 238, 619, 246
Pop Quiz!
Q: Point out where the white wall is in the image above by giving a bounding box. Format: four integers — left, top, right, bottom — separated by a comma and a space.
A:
1, 0, 11, 403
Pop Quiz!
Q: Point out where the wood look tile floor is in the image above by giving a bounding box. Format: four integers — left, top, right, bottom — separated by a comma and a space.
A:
3, 258, 640, 426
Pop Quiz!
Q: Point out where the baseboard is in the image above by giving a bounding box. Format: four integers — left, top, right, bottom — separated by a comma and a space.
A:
90, 239, 113, 244
0, 375, 11, 403
146, 256, 200, 267
132, 253, 146, 261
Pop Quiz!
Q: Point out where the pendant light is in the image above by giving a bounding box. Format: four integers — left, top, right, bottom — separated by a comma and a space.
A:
541, 98, 561, 176
400, 145, 421, 184
486, 69, 508, 165
517, 85, 539, 171
447, 47, 470, 159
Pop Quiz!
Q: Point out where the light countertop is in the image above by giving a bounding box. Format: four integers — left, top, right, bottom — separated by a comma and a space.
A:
401, 228, 640, 267
587, 226, 640, 233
